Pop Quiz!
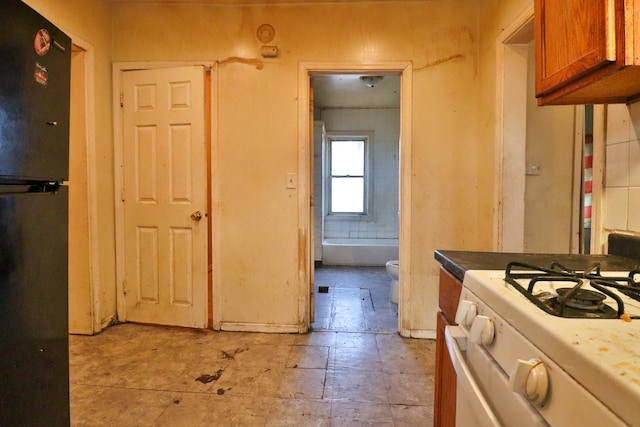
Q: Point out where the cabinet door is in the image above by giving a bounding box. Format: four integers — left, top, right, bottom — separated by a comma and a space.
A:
435, 268, 462, 427
434, 313, 457, 427
535, 0, 618, 96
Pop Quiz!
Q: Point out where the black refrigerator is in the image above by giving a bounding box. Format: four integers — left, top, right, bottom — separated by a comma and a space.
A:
1, 0, 71, 425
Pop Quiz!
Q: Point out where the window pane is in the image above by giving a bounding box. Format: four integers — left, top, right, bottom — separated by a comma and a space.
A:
332, 177, 364, 212
331, 140, 364, 175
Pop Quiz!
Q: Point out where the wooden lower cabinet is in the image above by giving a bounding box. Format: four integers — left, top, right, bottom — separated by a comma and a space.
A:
434, 312, 456, 427
434, 267, 462, 427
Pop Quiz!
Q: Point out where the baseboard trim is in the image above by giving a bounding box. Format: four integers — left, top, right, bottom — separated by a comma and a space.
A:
220, 322, 300, 334
409, 329, 436, 340
99, 315, 117, 333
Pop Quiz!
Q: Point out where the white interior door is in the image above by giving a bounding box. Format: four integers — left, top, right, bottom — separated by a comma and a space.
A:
121, 66, 207, 328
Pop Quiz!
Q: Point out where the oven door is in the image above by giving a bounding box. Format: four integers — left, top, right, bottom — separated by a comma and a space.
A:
445, 326, 549, 427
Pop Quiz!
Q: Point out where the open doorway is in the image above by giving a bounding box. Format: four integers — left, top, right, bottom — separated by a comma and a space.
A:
297, 62, 413, 336
496, 8, 584, 254
311, 74, 400, 333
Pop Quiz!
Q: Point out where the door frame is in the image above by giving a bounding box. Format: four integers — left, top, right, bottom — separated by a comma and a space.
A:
112, 61, 216, 326
66, 33, 102, 334
297, 61, 413, 336
495, 7, 592, 254
494, 6, 533, 252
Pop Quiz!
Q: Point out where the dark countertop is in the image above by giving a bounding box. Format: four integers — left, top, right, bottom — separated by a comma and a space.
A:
434, 250, 640, 282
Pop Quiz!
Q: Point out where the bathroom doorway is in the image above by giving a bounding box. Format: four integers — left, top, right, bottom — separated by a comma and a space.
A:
310, 73, 401, 333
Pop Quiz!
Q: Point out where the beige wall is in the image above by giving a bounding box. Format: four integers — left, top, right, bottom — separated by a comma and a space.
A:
23, 0, 116, 330
23, 0, 565, 335
112, 0, 483, 333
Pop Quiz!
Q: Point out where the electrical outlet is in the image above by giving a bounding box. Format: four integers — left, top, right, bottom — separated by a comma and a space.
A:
261, 46, 278, 58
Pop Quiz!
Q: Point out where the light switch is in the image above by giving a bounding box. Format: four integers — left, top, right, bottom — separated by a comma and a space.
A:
286, 173, 297, 189
526, 163, 541, 176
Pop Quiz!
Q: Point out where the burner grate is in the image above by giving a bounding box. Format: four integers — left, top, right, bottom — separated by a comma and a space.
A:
505, 262, 640, 319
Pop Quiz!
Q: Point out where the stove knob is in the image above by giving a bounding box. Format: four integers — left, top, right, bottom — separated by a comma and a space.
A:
509, 358, 549, 406
454, 300, 477, 327
469, 315, 495, 346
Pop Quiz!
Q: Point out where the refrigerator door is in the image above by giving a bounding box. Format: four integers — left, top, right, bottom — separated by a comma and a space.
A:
0, 0, 71, 183
0, 185, 69, 426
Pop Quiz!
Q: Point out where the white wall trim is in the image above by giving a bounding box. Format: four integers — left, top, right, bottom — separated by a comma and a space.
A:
494, 5, 534, 252
298, 61, 412, 336
571, 109, 586, 253
398, 64, 413, 338
210, 63, 222, 331
591, 105, 607, 254
67, 32, 101, 334
112, 63, 126, 323
220, 322, 300, 334
409, 329, 436, 340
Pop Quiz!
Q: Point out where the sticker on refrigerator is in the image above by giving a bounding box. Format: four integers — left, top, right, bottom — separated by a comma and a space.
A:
34, 29, 51, 56
34, 63, 48, 86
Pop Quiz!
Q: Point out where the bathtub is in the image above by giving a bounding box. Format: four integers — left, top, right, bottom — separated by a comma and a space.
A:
321, 238, 399, 266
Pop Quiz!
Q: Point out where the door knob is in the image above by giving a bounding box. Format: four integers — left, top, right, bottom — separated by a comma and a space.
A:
190, 211, 203, 221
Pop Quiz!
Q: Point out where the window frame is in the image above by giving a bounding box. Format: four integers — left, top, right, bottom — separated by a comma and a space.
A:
325, 131, 373, 217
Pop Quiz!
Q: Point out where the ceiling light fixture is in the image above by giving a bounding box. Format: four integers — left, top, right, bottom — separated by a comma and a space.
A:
360, 75, 384, 88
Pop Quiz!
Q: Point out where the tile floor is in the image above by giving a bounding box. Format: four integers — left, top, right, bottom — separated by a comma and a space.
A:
312, 266, 398, 333
70, 267, 435, 426
70, 325, 435, 426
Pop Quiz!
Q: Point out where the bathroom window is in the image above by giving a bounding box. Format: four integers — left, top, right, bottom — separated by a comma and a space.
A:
327, 134, 370, 214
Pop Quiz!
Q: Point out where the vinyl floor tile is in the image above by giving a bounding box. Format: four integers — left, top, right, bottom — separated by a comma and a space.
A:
330, 401, 393, 424
154, 393, 272, 427
266, 397, 331, 426
286, 345, 330, 369
325, 368, 390, 403
277, 368, 328, 399
213, 365, 284, 397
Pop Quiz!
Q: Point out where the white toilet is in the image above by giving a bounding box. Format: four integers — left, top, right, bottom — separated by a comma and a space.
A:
385, 260, 399, 305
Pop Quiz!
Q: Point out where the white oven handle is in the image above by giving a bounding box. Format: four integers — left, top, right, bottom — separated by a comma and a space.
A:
445, 326, 502, 427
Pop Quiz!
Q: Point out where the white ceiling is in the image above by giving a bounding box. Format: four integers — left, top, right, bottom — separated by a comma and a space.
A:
312, 74, 401, 109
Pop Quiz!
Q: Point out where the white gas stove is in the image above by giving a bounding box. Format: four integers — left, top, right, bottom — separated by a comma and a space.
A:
446, 262, 640, 427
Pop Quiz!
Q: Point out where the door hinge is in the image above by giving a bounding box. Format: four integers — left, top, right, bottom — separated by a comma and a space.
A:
121, 187, 125, 202
122, 281, 127, 295
120, 92, 124, 108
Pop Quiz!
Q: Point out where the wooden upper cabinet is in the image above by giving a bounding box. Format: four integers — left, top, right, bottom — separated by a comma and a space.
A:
535, 0, 640, 105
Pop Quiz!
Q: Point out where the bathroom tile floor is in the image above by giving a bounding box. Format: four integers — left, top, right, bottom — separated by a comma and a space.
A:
70, 324, 436, 426
311, 266, 399, 333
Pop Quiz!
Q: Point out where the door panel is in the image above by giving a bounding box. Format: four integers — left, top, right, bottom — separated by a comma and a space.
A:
122, 66, 207, 328
535, 0, 612, 96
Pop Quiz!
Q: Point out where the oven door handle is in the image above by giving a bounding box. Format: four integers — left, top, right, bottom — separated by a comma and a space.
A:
445, 326, 502, 427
